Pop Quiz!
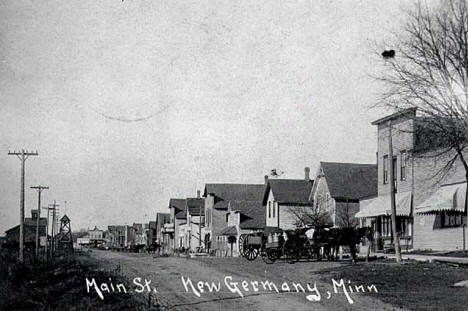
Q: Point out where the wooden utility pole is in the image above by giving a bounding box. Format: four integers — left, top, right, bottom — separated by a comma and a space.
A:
8, 149, 38, 262
42, 206, 50, 259
388, 121, 402, 262
49, 201, 59, 257
30, 185, 49, 258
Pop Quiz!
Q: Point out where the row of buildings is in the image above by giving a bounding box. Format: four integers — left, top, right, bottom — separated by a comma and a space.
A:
152, 109, 468, 256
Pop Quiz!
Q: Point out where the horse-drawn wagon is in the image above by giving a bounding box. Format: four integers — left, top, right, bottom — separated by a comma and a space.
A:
238, 226, 320, 264
238, 225, 372, 263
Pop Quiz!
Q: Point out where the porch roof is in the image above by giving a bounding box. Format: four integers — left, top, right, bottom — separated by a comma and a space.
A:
220, 226, 237, 236
415, 182, 466, 214
355, 191, 412, 218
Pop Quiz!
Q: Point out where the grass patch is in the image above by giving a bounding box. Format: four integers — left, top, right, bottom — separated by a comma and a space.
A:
317, 259, 468, 311
0, 250, 160, 310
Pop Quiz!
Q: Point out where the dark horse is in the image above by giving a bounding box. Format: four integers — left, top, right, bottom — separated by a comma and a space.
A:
313, 226, 372, 263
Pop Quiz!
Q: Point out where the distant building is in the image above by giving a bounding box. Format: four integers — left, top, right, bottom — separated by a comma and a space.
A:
154, 213, 170, 245
107, 225, 135, 248
167, 198, 187, 251
133, 223, 148, 247
87, 226, 105, 246
4, 209, 47, 249
183, 193, 205, 252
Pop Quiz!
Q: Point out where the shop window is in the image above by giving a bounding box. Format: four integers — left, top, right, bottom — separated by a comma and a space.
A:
434, 211, 465, 229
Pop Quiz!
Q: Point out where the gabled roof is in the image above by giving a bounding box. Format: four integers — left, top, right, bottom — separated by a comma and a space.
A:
229, 201, 265, 229
204, 183, 265, 210
186, 198, 205, 216
319, 162, 377, 200
264, 179, 313, 204
169, 198, 187, 219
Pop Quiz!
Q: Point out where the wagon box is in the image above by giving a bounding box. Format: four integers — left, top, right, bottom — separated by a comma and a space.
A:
247, 236, 262, 246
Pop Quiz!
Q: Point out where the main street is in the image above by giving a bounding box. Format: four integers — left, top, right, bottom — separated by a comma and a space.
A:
89, 250, 404, 311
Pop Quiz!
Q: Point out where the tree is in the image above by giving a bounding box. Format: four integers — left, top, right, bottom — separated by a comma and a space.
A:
378, 0, 468, 239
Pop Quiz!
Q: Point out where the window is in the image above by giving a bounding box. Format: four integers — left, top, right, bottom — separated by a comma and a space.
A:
268, 202, 271, 218
326, 193, 331, 210
272, 202, 275, 218
393, 156, 398, 192
397, 217, 412, 237
400, 150, 407, 181
441, 211, 464, 228
383, 155, 389, 184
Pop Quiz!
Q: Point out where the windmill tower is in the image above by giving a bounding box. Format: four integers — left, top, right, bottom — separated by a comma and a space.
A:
55, 214, 73, 254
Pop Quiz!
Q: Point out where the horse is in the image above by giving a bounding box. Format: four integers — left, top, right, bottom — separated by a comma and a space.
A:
315, 226, 372, 263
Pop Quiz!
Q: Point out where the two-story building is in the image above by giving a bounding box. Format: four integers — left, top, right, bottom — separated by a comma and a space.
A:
311, 162, 377, 227
87, 226, 105, 247
263, 167, 314, 230
154, 213, 170, 246
204, 183, 265, 256
356, 109, 416, 251
167, 198, 187, 251
357, 108, 467, 251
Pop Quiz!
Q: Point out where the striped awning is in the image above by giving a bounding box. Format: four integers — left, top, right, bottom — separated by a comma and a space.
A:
355, 191, 412, 218
415, 182, 466, 214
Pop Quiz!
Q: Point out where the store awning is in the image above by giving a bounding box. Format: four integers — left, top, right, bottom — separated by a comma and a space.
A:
415, 182, 466, 214
355, 191, 412, 218
220, 226, 237, 236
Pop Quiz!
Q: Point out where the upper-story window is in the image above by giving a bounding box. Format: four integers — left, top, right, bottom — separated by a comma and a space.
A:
393, 156, 398, 192
383, 155, 389, 184
268, 202, 271, 218
272, 202, 275, 218
400, 150, 407, 181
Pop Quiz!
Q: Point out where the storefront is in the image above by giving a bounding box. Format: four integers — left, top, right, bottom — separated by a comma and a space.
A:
356, 191, 413, 252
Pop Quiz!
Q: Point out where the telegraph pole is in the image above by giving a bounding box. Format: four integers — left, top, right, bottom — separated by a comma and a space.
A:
31, 185, 49, 258
49, 201, 60, 257
388, 121, 402, 262
8, 149, 38, 262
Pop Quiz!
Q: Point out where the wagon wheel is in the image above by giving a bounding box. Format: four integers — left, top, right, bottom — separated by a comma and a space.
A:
244, 245, 259, 261
260, 241, 278, 264
283, 240, 299, 264
238, 234, 248, 258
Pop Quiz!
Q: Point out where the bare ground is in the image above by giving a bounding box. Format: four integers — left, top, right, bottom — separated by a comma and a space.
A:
89, 250, 405, 311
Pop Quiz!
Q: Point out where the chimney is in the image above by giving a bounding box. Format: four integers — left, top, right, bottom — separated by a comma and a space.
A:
304, 167, 310, 181
264, 175, 269, 184
31, 209, 38, 220
197, 190, 201, 198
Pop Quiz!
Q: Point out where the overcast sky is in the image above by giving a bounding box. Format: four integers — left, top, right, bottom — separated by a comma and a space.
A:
0, 0, 407, 233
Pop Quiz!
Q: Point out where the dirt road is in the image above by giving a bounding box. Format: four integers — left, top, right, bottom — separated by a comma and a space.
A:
88, 250, 404, 311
